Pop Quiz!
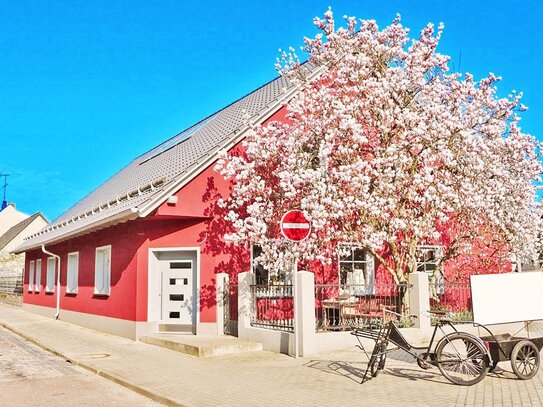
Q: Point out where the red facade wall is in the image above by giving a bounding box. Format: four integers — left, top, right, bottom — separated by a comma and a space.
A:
23, 221, 145, 320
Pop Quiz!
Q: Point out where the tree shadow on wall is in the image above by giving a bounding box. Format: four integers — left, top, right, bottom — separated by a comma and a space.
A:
198, 176, 250, 311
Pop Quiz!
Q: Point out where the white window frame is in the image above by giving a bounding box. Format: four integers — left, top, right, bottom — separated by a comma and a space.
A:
66, 252, 79, 294
416, 245, 444, 295
28, 260, 35, 292
338, 244, 375, 296
46, 257, 56, 293
94, 245, 111, 296
35, 259, 42, 292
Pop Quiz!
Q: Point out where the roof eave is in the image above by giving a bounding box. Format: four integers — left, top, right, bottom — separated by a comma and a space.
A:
12, 207, 139, 254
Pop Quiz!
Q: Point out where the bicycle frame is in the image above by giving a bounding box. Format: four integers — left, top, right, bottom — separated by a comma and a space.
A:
353, 315, 491, 384
387, 318, 460, 365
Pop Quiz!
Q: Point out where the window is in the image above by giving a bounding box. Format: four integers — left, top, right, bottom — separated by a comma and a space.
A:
339, 245, 375, 295
46, 257, 56, 293
94, 245, 111, 295
416, 245, 444, 295
416, 246, 442, 274
28, 261, 35, 292
35, 259, 42, 292
66, 252, 79, 294
251, 245, 269, 285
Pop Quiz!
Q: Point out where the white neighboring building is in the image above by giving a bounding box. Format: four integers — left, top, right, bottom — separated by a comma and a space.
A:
0, 205, 47, 294
0, 204, 29, 236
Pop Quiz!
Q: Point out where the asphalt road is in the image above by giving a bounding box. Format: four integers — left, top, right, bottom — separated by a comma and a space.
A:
0, 326, 159, 407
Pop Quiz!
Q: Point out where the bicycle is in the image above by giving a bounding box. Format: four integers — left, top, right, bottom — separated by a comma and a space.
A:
351, 310, 491, 386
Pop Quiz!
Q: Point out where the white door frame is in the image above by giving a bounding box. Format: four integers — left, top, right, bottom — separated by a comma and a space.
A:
147, 247, 200, 330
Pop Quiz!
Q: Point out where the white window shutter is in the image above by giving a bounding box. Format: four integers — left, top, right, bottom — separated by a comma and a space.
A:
46, 257, 55, 292
28, 261, 35, 292
94, 246, 111, 295
95, 250, 104, 294
104, 248, 111, 293
67, 253, 79, 293
35, 259, 42, 291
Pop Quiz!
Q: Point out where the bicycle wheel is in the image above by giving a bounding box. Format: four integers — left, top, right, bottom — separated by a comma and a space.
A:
511, 340, 540, 380
370, 342, 387, 377
435, 333, 489, 385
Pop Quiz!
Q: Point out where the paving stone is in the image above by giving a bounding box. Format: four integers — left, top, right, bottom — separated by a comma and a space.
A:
0, 303, 542, 406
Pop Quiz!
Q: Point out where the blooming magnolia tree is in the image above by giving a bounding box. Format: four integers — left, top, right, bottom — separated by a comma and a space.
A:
216, 10, 543, 285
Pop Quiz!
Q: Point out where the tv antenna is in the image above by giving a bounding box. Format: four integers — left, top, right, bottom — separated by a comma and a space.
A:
0, 173, 20, 211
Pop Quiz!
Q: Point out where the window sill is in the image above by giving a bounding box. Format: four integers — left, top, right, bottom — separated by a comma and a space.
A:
45, 290, 54, 294
65, 290, 78, 296
93, 292, 110, 297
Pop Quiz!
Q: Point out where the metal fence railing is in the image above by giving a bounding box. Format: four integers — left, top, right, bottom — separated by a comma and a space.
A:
315, 283, 412, 331
250, 284, 294, 332
429, 280, 472, 322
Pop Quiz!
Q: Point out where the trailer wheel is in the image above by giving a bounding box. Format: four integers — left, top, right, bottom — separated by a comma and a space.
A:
511, 340, 540, 380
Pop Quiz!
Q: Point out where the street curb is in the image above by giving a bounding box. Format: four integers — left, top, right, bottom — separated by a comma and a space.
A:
0, 320, 186, 407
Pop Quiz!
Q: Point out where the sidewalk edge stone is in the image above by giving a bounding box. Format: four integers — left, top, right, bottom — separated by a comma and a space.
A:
0, 320, 184, 407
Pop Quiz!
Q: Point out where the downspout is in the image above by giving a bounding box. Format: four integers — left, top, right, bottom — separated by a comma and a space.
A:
41, 245, 61, 319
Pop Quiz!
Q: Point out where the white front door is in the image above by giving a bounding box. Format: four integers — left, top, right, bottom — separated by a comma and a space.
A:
161, 259, 194, 324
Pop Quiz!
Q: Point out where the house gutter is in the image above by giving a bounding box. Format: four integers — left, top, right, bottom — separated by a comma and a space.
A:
41, 245, 61, 319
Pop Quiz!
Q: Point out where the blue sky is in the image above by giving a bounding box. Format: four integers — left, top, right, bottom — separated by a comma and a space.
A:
1, 0, 542, 221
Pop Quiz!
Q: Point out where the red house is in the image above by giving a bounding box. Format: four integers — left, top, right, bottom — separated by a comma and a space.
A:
15, 68, 508, 340
15, 74, 302, 339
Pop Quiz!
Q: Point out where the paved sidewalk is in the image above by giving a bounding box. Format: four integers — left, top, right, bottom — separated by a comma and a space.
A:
0, 326, 158, 406
0, 304, 542, 407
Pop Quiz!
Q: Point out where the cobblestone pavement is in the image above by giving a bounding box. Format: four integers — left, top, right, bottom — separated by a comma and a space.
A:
300, 346, 543, 407
0, 326, 158, 406
0, 304, 542, 406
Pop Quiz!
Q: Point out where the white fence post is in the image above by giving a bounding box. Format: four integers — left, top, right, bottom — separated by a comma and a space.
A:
296, 270, 316, 356
237, 271, 255, 340
216, 273, 228, 336
408, 272, 431, 329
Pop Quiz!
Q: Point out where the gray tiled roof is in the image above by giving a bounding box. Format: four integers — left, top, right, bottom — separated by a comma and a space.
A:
15, 68, 313, 253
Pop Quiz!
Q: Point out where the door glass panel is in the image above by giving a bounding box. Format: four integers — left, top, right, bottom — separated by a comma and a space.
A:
170, 294, 184, 301
170, 262, 191, 269
169, 278, 188, 285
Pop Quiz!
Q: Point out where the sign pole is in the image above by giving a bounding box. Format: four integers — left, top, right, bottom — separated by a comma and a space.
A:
279, 209, 310, 359
293, 253, 298, 358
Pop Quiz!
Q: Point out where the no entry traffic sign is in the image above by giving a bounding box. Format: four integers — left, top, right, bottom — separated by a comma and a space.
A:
280, 210, 311, 242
